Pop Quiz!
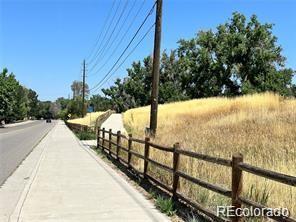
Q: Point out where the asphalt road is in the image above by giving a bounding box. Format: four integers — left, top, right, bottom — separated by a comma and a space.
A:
0, 120, 55, 185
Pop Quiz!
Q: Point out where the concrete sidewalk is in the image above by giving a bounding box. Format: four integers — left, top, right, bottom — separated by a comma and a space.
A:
8, 121, 168, 222
101, 113, 127, 135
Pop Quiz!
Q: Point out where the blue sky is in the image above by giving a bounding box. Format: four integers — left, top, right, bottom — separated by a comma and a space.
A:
0, 0, 295, 101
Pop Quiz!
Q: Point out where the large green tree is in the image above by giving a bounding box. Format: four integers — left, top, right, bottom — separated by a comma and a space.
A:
28, 89, 39, 118
0, 68, 20, 121
177, 12, 295, 97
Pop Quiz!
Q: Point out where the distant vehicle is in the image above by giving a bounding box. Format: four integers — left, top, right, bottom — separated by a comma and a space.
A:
46, 119, 51, 123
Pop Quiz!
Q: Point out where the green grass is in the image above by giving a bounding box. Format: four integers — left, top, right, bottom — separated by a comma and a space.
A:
75, 131, 96, 140
155, 196, 176, 216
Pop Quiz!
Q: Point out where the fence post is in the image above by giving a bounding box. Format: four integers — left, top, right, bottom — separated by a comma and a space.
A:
109, 129, 112, 155
102, 128, 105, 152
231, 153, 243, 222
144, 137, 150, 179
116, 131, 121, 160
97, 127, 100, 149
128, 133, 132, 168
172, 142, 180, 201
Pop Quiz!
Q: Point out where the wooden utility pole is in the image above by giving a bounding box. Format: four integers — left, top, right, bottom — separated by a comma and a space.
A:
82, 59, 86, 117
149, 0, 163, 136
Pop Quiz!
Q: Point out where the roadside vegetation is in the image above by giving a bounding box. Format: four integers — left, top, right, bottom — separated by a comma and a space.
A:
87, 12, 296, 113
123, 92, 296, 217
75, 130, 96, 140
0, 68, 52, 122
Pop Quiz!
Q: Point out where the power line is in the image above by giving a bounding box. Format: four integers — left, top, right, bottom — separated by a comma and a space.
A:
87, 0, 122, 65
86, 0, 116, 61
91, 22, 155, 93
88, 0, 147, 77
89, 1, 156, 92
88, 0, 128, 67
88, 0, 133, 73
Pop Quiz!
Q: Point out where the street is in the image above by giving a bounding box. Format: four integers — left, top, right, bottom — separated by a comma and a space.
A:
0, 121, 55, 185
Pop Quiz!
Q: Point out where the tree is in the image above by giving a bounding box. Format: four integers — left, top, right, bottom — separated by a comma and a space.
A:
124, 56, 152, 107
159, 50, 188, 102
177, 12, 295, 97
102, 79, 136, 113
71, 81, 89, 99
0, 68, 20, 122
28, 89, 39, 118
11, 85, 29, 121
89, 95, 112, 112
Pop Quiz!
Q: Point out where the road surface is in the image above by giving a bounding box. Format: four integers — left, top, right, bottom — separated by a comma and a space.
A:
0, 120, 55, 185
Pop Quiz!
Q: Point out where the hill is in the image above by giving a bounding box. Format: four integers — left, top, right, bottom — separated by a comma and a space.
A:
123, 92, 296, 216
67, 112, 104, 127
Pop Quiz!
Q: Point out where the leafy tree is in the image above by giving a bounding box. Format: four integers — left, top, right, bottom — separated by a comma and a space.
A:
0, 68, 20, 122
71, 80, 89, 99
159, 50, 188, 102
28, 89, 39, 118
102, 79, 136, 112
124, 56, 152, 107
177, 12, 295, 97
89, 95, 112, 111
10, 85, 29, 121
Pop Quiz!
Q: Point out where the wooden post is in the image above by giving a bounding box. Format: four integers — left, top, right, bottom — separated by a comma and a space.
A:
109, 129, 112, 155
116, 131, 121, 160
172, 142, 180, 201
149, 0, 163, 136
102, 128, 105, 152
127, 133, 132, 168
232, 153, 243, 222
144, 137, 150, 179
97, 127, 100, 149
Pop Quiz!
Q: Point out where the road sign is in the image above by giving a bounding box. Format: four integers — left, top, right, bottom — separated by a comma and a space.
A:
87, 105, 94, 113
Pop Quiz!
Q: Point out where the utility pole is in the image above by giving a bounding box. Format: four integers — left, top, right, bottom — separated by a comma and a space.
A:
149, 0, 163, 136
82, 59, 86, 117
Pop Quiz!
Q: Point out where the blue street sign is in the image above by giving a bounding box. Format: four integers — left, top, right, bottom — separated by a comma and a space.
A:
87, 105, 94, 113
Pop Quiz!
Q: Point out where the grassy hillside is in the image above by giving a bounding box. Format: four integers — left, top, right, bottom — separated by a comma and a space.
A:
123, 93, 296, 217
67, 111, 104, 127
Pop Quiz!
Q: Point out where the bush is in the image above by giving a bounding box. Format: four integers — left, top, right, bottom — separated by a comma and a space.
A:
76, 131, 96, 140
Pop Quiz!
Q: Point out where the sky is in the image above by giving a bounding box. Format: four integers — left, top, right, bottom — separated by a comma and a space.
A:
0, 0, 295, 101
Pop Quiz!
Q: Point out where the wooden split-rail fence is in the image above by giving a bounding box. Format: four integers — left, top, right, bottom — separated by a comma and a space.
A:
95, 127, 295, 222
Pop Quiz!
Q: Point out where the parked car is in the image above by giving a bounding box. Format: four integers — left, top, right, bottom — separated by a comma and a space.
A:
46, 118, 51, 123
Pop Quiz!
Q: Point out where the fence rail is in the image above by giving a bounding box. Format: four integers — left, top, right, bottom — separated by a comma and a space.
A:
66, 122, 89, 132
96, 127, 296, 222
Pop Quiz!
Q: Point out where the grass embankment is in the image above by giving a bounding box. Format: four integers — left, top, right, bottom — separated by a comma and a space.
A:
123, 93, 296, 217
68, 111, 105, 140
67, 112, 104, 127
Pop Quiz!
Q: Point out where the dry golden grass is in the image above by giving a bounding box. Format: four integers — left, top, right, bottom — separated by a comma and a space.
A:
67, 112, 105, 127
123, 92, 296, 218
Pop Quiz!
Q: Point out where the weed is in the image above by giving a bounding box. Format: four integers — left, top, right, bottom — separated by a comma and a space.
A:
155, 196, 176, 216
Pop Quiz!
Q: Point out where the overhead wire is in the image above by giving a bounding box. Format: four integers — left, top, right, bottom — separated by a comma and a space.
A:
86, 0, 116, 61
89, 1, 156, 91
88, 0, 147, 77
87, 0, 122, 65
88, 0, 135, 73
91, 22, 155, 93
88, 0, 129, 67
